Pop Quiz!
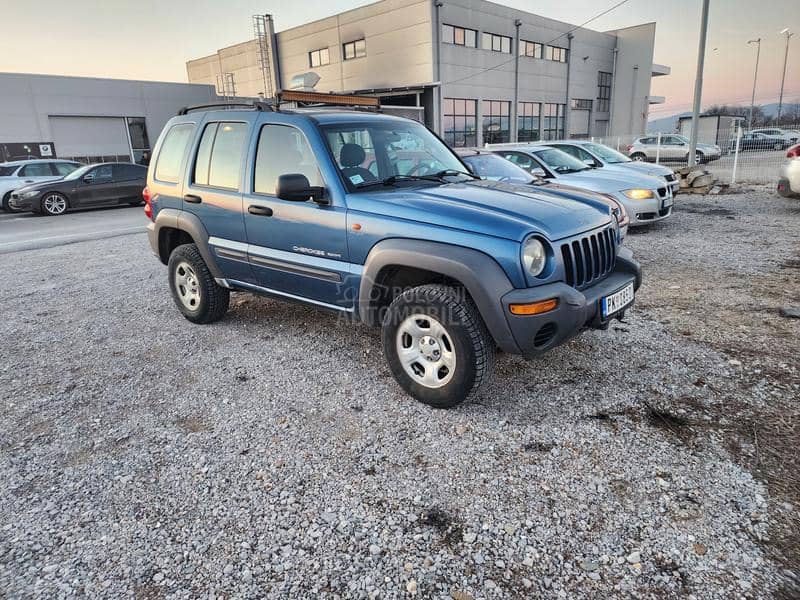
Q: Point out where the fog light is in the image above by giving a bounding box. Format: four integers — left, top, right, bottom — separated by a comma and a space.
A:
509, 298, 558, 315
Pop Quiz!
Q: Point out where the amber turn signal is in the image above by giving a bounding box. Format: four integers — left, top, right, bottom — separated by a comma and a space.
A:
509, 298, 558, 315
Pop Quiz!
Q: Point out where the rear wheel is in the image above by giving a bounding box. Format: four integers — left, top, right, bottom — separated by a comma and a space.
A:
41, 192, 68, 216
630, 153, 646, 162
167, 243, 229, 324
381, 284, 494, 409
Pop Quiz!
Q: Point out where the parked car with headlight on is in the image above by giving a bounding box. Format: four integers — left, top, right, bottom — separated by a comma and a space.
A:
488, 144, 672, 227
0, 159, 82, 211
537, 140, 679, 195
9, 162, 146, 215
778, 143, 800, 197
456, 148, 629, 238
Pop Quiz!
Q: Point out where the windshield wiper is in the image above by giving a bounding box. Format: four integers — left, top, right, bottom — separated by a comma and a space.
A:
432, 169, 480, 180
355, 170, 477, 189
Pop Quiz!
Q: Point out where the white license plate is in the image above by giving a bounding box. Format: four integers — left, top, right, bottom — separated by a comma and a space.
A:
662, 196, 674, 208
602, 282, 634, 318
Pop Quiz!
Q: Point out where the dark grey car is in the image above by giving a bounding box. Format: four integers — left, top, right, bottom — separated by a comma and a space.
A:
9, 163, 147, 215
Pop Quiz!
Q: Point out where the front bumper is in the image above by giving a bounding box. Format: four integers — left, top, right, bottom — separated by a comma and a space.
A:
501, 247, 642, 358
8, 194, 34, 211
618, 190, 673, 226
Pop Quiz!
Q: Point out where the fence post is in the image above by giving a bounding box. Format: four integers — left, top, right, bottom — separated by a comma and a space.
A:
655, 131, 661, 165
616, 136, 620, 151
731, 125, 742, 185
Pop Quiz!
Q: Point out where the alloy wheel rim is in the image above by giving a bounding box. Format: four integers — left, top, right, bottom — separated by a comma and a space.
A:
396, 314, 456, 388
43, 194, 66, 214
174, 261, 201, 310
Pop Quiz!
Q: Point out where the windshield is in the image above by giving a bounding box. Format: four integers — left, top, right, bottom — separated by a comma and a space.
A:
321, 121, 470, 190
675, 135, 690, 144
63, 164, 96, 181
534, 148, 591, 174
0, 165, 18, 176
461, 153, 533, 184
584, 143, 631, 164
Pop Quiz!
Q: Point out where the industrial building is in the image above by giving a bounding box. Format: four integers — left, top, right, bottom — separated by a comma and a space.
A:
186, 0, 670, 145
0, 72, 220, 163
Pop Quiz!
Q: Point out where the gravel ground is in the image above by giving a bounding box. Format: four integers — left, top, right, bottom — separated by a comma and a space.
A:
1, 186, 798, 599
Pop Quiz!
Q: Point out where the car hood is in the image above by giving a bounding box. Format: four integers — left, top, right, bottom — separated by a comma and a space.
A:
551, 169, 667, 193
346, 180, 611, 242
12, 178, 66, 194
696, 142, 720, 151
607, 162, 673, 178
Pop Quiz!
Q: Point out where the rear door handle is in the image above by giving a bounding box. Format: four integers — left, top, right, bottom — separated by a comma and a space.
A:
248, 205, 273, 217
184, 194, 202, 204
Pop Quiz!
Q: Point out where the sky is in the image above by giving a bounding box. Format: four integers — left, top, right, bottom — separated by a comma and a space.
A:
1, 0, 798, 117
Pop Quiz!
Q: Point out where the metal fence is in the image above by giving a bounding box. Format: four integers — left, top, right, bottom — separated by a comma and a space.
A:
579, 125, 799, 185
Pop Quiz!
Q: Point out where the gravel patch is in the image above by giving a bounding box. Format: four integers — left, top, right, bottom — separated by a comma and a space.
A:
1, 186, 797, 598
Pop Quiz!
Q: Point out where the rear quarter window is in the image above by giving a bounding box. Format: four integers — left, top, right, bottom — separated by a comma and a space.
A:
155, 123, 195, 183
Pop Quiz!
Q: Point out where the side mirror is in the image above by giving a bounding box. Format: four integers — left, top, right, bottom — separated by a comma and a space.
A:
530, 167, 547, 178
83, 173, 95, 183
276, 173, 327, 204
583, 159, 596, 167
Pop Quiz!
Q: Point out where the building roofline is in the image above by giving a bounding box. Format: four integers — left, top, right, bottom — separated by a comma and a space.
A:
0, 70, 214, 89
604, 21, 657, 34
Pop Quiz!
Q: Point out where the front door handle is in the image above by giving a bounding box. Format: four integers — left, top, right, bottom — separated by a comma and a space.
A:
184, 194, 202, 204
248, 205, 273, 217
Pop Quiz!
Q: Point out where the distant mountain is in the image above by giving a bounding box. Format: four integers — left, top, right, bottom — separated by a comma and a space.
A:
647, 102, 800, 133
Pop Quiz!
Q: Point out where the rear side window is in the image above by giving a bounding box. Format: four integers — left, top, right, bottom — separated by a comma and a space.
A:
254, 124, 324, 195
113, 164, 146, 181
193, 122, 248, 190
155, 123, 195, 183
0, 166, 19, 176
20, 163, 52, 177
52, 162, 79, 176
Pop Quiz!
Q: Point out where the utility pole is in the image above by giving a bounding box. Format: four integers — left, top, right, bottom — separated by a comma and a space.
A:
747, 38, 761, 129
777, 29, 794, 121
688, 0, 710, 167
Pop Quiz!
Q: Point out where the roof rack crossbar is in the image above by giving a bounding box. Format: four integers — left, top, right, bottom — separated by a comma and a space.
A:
177, 100, 277, 116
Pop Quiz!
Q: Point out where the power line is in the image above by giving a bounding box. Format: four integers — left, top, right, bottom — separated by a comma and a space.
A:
440, 0, 632, 88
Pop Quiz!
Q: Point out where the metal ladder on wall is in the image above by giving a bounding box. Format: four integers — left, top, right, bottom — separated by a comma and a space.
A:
253, 14, 275, 100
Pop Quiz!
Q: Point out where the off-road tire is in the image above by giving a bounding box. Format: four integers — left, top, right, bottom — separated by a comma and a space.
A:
167, 243, 229, 324
381, 284, 495, 408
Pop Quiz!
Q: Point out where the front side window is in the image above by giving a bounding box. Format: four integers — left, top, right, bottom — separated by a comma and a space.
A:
519, 40, 543, 58
442, 24, 477, 47
193, 122, 248, 190
483, 100, 511, 144
443, 98, 478, 147
482, 32, 511, 53
155, 123, 195, 183
518, 102, 541, 142
343, 39, 366, 60
254, 125, 324, 195
545, 45, 568, 63
309, 47, 330, 68
322, 121, 468, 190
542, 103, 565, 140
90, 165, 113, 181
19, 163, 52, 177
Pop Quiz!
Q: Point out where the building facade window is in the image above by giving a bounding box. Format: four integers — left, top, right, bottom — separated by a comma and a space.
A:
543, 103, 565, 140
126, 117, 151, 165
343, 39, 366, 60
519, 40, 543, 58
309, 47, 330, 68
570, 98, 592, 110
597, 71, 612, 112
482, 100, 511, 143
443, 98, 477, 147
482, 32, 511, 53
517, 102, 541, 142
545, 45, 568, 63
442, 24, 477, 47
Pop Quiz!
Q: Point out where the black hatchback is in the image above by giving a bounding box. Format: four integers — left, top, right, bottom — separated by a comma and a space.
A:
9, 162, 147, 216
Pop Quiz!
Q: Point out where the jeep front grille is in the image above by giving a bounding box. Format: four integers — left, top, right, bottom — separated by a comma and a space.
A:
561, 225, 617, 290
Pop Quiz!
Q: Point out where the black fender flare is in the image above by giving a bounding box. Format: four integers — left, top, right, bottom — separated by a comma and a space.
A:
358, 239, 521, 353
151, 208, 223, 279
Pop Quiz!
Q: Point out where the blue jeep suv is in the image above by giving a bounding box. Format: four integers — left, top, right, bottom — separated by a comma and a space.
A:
144, 96, 641, 408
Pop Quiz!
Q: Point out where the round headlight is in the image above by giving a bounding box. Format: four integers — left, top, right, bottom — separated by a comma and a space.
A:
523, 238, 547, 277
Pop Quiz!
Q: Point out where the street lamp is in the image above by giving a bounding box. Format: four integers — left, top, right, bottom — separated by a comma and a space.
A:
777, 28, 794, 121
747, 38, 761, 129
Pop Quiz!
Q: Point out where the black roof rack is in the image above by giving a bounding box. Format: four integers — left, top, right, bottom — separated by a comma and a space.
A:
177, 100, 276, 116
177, 91, 381, 116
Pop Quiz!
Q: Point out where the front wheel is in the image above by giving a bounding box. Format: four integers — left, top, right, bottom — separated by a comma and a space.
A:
41, 192, 68, 216
630, 153, 646, 162
167, 243, 229, 324
381, 284, 495, 408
